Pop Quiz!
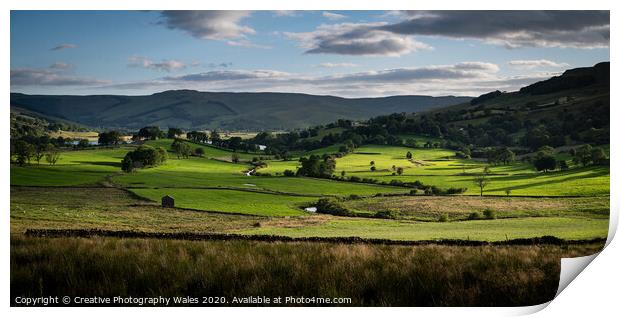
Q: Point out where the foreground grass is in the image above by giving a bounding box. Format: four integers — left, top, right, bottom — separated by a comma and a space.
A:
10, 235, 603, 306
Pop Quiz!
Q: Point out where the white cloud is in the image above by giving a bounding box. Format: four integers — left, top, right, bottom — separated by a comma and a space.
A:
102, 62, 526, 97
273, 11, 298, 17
322, 12, 346, 21
315, 63, 359, 68
285, 22, 431, 56
49, 62, 72, 70
128, 56, 186, 72
11, 68, 107, 86
508, 59, 570, 69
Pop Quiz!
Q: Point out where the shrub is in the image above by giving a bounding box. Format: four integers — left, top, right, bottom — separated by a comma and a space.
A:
283, 169, 296, 177
438, 214, 449, 222
314, 198, 351, 216
409, 189, 418, 195
468, 212, 482, 220
374, 210, 399, 219
483, 209, 497, 220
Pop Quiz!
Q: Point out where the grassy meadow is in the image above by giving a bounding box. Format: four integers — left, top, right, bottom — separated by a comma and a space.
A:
10, 136, 610, 306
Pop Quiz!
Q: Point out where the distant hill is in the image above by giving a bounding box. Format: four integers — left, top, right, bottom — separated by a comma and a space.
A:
10, 91, 471, 131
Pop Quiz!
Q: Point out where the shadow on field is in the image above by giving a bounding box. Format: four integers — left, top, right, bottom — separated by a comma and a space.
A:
76, 161, 122, 168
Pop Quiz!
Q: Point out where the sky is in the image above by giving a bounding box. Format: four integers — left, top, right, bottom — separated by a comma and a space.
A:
10, 10, 610, 97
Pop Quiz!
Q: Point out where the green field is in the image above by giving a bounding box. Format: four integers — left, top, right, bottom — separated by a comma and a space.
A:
10, 139, 610, 242
241, 217, 608, 241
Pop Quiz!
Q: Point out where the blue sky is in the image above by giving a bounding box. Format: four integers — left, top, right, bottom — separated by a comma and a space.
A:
10, 10, 609, 97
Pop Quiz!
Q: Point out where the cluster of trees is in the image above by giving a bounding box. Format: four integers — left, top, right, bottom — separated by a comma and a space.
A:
486, 148, 516, 165
11, 139, 61, 166
98, 131, 121, 146
296, 155, 336, 178
571, 144, 609, 166
121, 145, 167, 172
172, 139, 192, 159
137, 126, 165, 140
530, 144, 607, 173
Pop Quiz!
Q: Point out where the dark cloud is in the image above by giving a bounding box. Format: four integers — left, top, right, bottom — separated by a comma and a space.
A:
50, 43, 77, 51
382, 11, 609, 48
285, 22, 430, 56
285, 11, 608, 56
159, 11, 254, 41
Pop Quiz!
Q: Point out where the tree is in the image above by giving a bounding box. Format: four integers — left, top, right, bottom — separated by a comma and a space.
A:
210, 130, 221, 143
231, 153, 240, 163
473, 166, 491, 196
406, 151, 413, 159
121, 156, 134, 173
370, 161, 375, 166
297, 155, 336, 178
194, 147, 205, 157
33, 143, 47, 165
98, 131, 121, 146
533, 154, 557, 172
167, 128, 183, 139
558, 160, 569, 170
340, 170, 346, 177
591, 148, 608, 165
120, 145, 166, 171
44, 144, 61, 165
575, 144, 593, 166
396, 167, 404, 176
172, 140, 191, 158
137, 126, 164, 140
13, 140, 34, 166
77, 139, 90, 148
370, 166, 376, 172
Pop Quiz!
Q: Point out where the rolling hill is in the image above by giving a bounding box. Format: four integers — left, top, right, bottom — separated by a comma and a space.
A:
9, 91, 471, 131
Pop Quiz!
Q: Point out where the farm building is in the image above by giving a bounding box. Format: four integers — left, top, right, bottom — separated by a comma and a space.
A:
161, 195, 174, 208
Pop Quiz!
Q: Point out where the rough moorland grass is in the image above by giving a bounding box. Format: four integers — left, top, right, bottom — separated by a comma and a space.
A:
10, 187, 264, 234
10, 235, 604, 306
241, 217, 609, 241
344, 196, 610, 221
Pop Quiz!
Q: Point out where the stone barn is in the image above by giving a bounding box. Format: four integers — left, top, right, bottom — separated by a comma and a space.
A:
161, 195, 174, 208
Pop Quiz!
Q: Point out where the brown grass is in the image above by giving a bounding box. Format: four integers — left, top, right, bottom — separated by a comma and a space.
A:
346, 195, 609, 220
11, 235, 603, 306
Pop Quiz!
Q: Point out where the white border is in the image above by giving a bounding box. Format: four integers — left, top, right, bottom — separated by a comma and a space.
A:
2, 1, 617, 316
